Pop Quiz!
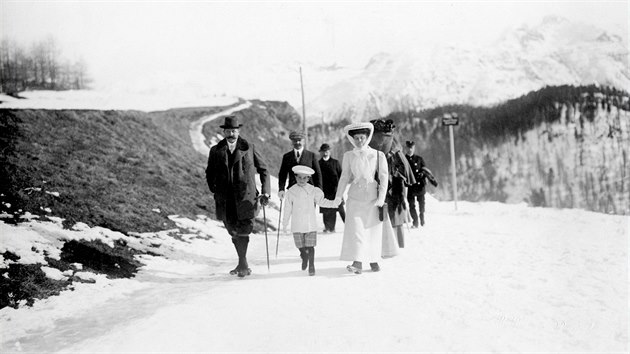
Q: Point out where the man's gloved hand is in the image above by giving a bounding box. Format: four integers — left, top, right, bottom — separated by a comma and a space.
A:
259, 194, 270, 206
278, 190, 285, 200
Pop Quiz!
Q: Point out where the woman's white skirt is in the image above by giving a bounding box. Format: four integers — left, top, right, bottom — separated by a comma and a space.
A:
339, 182, 383, 262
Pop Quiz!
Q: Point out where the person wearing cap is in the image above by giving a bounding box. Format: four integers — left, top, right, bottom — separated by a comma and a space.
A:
278, 131, 322, 200
404, 140, 438, 227
282, 165, 336, 276
333, 122, 394, 274
206, 115, 270, 278
318, 143, 345, 233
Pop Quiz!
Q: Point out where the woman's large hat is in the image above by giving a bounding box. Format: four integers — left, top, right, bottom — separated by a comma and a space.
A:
219, 115, 242, 129
344, 122, 373, 136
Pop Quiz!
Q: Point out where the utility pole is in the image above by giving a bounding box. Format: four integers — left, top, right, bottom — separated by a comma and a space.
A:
299, 66, 307, 148
442, 112, 459, 210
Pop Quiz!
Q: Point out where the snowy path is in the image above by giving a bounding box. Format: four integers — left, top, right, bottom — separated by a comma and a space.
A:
189, 101, 252, 156
187, 99, 282, 226
2, 199, 627, 353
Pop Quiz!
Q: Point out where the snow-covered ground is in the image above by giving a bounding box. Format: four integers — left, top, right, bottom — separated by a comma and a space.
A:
0, 90, 239, 112
1, 91, 628, 352
1, 196, 627, 353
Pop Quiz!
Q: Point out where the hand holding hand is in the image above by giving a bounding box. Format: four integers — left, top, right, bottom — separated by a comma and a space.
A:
334, 197, 342, 207
278, 190, 285, 200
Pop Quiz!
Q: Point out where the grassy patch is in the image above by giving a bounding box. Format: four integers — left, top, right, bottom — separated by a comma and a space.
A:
0, 263, 70, 309
0, 109, 212, 233
60, 239, 142, 278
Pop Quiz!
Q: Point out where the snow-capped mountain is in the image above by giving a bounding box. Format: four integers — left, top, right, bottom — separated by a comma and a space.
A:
305, 16, 629, 126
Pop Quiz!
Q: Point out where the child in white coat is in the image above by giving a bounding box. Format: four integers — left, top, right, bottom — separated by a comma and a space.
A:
282, 165, 337, 276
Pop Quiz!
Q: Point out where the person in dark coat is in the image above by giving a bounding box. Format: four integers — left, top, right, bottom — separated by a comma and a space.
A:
206, 115, 270, 277
318, 143, 345, 233
277, 131, 322, 200
404, 140, 438, 228
369, 119, 416, 248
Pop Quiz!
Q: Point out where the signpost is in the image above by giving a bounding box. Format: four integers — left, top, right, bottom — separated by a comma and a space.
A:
442, 112, 459, 210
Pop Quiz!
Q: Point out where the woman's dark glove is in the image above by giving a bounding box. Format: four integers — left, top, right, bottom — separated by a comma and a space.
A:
258, 194, 270, 206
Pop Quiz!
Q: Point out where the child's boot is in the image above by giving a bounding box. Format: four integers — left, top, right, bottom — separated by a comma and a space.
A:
299, 247, 308, 270
308, 247, 315, 276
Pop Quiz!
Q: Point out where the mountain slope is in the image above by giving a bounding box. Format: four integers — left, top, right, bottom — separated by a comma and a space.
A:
306, 16, 629, 125
309, 85, 630, 215
0, 109, 209, 233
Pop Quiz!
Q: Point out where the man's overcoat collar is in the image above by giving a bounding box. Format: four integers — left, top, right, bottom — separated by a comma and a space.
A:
216, 137, 250, 161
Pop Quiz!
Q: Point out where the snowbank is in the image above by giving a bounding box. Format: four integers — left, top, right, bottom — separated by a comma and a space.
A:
0, 198, 627, 352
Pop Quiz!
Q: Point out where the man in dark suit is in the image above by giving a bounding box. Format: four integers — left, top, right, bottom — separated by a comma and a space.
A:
277, 131, 322, 200
404, 141, 438, 227
318, 143, 345, 233
206, 115, 270, 277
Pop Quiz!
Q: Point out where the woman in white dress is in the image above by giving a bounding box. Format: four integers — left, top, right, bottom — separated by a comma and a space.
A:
334, 122, 390, 274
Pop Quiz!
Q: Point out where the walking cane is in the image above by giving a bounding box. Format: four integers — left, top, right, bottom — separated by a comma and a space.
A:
275, 199, 282, 258
262, 203, 270, 271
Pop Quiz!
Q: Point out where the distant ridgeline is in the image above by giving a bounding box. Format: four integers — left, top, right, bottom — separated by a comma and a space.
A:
309, 85, 629, 215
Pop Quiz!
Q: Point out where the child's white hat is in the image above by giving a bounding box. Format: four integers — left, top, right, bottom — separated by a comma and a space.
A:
292, 165, 315, 175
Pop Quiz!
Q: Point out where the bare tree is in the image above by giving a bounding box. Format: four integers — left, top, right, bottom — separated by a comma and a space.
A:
1, 36, 90, 94
45, 36, 60, 89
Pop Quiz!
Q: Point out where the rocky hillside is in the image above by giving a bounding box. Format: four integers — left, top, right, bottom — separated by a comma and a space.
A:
309, 85, 629, 215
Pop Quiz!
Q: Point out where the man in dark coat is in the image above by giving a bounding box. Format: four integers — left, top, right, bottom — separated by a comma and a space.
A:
317, 143, 345, 233
404, 140, 438, 228
206, 115, 270, 277
278, 131, 322, 200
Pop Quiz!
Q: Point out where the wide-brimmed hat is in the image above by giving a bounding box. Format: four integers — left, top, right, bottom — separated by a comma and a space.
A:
344, 122, 373, 135
289, 131, 305, 141
371, 119, 395, 134
344, 122, 373, 137
219, 115, 242, 129
292, 165, 315, 175
319, 143, 331, 152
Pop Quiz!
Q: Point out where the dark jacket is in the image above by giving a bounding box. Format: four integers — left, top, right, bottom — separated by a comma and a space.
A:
278, 149, 322, 191
385, 149, 416, 226
318, 157, 342, 199
206, 137, 270, 221
405, 154, 437, 193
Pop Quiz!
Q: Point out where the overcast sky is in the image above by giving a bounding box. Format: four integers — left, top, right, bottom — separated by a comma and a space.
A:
2, 1, 628, 103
